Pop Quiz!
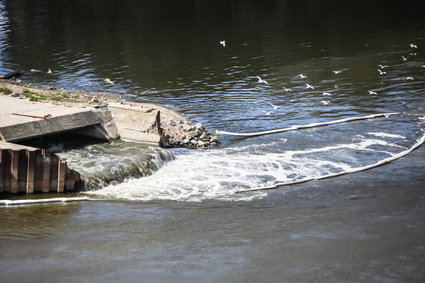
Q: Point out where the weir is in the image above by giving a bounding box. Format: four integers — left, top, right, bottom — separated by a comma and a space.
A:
0, 80, 215, 194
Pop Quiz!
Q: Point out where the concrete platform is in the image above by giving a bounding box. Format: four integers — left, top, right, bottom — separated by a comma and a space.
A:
0, 95, 114, 142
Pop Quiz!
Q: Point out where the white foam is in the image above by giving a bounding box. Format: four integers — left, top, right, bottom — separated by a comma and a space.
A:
367, 132, 406, 139
87, 129, 415, 202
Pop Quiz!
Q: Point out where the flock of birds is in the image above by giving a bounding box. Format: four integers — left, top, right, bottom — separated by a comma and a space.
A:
27, 41, 421, 113
219, 40, 422, 116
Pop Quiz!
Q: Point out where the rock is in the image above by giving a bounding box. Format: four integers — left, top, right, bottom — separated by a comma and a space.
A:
182, 124, 192, 132
195, 123, 204, 130
10, 92, 20, 97
197, 140, 205, 146
210, 136, 218, 142
188, 131, 197, 138
191, 139, 198, 145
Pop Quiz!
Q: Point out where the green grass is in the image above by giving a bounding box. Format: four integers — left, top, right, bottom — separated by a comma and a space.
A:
21, 89, 69, 102
50, 92, 70, 101
0, 87, 13, 95
22, 89, 47, 101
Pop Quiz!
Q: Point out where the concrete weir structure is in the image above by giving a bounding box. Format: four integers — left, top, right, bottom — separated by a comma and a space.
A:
0, 81, 214, 194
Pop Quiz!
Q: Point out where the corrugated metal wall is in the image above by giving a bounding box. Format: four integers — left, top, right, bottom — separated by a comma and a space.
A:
0, 148, 81, 193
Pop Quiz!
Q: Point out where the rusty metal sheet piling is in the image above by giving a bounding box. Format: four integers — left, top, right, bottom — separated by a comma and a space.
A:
0, 142, 81, 194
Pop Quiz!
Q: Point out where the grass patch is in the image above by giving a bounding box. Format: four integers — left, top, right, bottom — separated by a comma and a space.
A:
22, 89, 69, 102
0, 87, 13, 95
22, 89, 47, 101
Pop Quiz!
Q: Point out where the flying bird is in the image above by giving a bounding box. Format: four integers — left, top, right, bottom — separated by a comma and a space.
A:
406, 77, 414, 80
297, 74, 307, 79
322, 92, 332, 96
377, 69, 386, 75
257, 76, 268, 84
220, 41, 226, 47
378, 64, 389, 69
270, 103, 282, 110
305, 83, 314, 90
104, 78, 114, 84
263, 110, 273, 115
47, 68, 52, 74
321, 100, 330, 105
282, 86, 292, 92
368, 90, 377, 95
402, 55, 408, 61
333, 70, 343, 74
410, 43, 417, 49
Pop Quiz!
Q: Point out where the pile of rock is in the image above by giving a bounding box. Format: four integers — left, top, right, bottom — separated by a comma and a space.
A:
161, 120, 218, 149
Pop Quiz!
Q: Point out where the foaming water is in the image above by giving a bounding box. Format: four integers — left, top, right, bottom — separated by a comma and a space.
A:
57, 140, 174, 190
88, 116, 424, 201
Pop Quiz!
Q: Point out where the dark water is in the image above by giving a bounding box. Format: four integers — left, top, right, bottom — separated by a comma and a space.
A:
1, 0, 425, 281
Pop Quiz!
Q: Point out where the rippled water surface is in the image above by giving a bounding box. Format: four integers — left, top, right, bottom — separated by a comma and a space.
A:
1, 0, 425, 281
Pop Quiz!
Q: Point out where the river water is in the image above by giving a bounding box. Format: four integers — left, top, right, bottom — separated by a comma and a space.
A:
1, 0, 425, 281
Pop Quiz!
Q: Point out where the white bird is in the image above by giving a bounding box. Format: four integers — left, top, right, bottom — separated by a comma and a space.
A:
378, 64, 389, 69
377, 69, 386, 75
263, 110, 273, 115
47, 68, 52, 74
368, 90, 377, 95
410, 43, 417, 49
406, 77, 414, 80
257, 76, 268, 84
297, 74, 307, 79
321, 100, 330, 105
305, 83, 314, 90
104, 78, 114, 84
282, 86, 292, 92
30, 69, 41, 73
333, 70, 343, 74
270, 103, 282, 110
220, 40, 226, 47
402, 55, 408, 61
322, 92, 332, 96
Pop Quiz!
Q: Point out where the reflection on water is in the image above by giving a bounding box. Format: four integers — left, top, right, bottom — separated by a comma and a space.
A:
1, 0, 425, 281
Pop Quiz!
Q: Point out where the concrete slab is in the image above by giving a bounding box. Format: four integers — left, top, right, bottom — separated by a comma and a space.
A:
0, 95, 101, 141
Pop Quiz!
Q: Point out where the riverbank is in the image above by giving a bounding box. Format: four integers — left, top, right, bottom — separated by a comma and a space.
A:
0, 79, 218, 149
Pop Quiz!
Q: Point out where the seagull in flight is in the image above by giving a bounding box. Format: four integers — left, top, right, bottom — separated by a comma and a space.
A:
270, 103, 282, 110
305, 83, 314, 90
263, 110, 273, 115
220, 40, 226, 47
402, 55, 408, 61
47, 68, 52, 74
333, 70, 343, 74
406, 77, 414, 80
368, 90, 377, 95
377, 69, 386, 75
282, 86, 292, 92
257, 76, 268, 84
297, 74, 307, 79
410, 43, 417, 49
104, 78, 114, 84
321, 100, 330, 105
322, 92, 332, 96
378, 64, 389, 69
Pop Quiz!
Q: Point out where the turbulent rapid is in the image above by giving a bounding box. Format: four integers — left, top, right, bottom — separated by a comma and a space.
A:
56, 140, 175, 190
81, 113, 425, 202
